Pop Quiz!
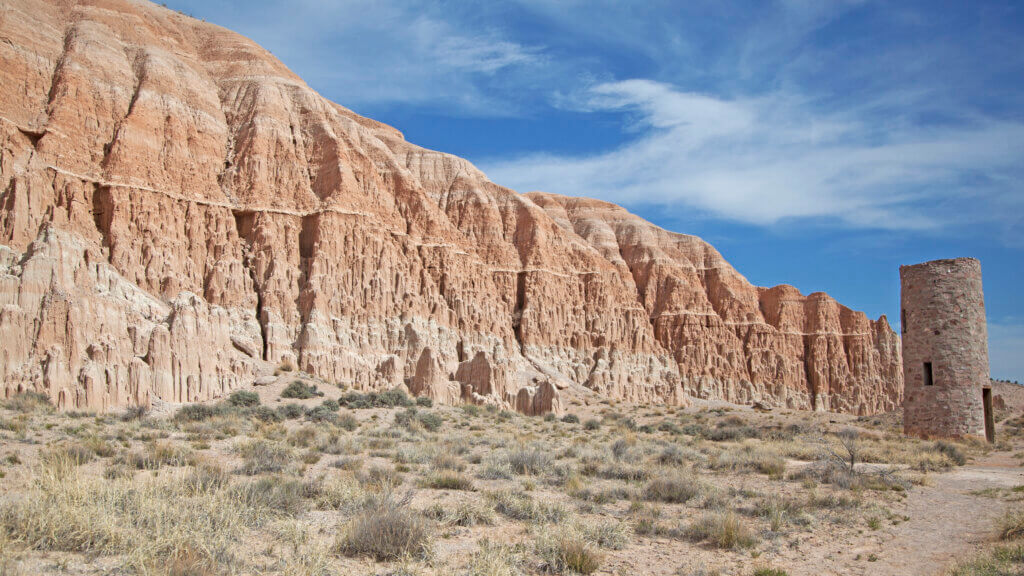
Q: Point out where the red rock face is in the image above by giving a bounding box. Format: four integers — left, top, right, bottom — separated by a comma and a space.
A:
0, 0, 902, 413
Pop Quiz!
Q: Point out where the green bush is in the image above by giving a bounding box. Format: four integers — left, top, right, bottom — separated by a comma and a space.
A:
226, 390, 260, 408
280, 380, 322, 399
174, 403, 219, 422
415, 396, 433, 408
338, 389, 414, 409
305, 405, 338, 423
394, 408, 443, 432
561, 414, 580, 424
276, 403, 306, 420
583, 419, 601, 431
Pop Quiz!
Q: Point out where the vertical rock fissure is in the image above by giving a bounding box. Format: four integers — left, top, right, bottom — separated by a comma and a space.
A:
91, 184, 113, 258
511, 270, 528, 356
232, 209, 267, 361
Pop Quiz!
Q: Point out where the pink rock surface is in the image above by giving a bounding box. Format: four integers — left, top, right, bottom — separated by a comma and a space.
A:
0, 0, 902, 414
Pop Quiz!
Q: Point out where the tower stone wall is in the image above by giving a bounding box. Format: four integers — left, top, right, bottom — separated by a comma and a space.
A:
900, 258, 989, 439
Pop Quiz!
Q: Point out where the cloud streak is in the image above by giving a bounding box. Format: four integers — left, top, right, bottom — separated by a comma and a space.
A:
482, 79, 1024, 230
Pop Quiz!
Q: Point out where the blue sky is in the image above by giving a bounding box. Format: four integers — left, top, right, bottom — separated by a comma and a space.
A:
165, 0, 1024, 381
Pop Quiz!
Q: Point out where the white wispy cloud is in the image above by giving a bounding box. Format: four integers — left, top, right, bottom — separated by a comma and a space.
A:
173, 0, 549, 115
481, 79, 1024, 229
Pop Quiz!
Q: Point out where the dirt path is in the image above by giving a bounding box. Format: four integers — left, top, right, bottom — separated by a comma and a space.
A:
863, 454, 1024, 576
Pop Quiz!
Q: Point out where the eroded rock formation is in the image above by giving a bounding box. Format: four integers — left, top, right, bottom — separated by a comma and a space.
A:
0, 0, 902, 414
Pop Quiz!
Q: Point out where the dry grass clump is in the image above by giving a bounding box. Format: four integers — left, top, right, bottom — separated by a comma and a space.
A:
574, 519, 632, 550
535, 528, 604, 574
488, 490, 568, 524
683, 511, 759, 549
122, 441, 195, 470
465, 540, 522, 576
333, 493, 432, 561
421, 471, 475, 491
2, 391, 53, 413
0, 453, 290, 573
754, 496, 811, 531
503, 446, 553, 475
308, 474, 365, 510
231, 475, 307, 515
642, 472, 708, 504
999, 508, 1024, 541
235, 439, 293, 475
358, 465, 405, 491
423, 500, 495, 527
711, 443, 786, 476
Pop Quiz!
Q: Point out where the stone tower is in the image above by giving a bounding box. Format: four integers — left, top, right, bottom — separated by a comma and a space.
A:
900, 258, 992, 440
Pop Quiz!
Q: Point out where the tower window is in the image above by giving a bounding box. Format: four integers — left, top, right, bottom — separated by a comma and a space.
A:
901, 309, 907, 333
923, 362, 933, 386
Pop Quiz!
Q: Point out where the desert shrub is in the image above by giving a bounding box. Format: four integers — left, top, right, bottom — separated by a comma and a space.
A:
276, 403, 306, 420
583, 419, 601, 431
281, 380, 322, 399
0, 454, 294, 571
576, 520, 632, 550
423, 501, 495, 527
642, 473, 706, 503
561, 414, 580, 424
174, 403, 219, 422
394, 408, 443, 432
657, 420, 683, 435
44, 444, 94, 466
336, 412, 359, 431
305, 404, 338, 424
488, 490, 568, 523
753, 569, 789, 576
321, 398, 340, 411
464, 540, 520, 576
122, 441, 195, 470
226, 390, 260, 408
430, 450, 466, 472
610, 437, 636, 462
422, 471, 475, 491
231, 475, 306, 515
338, 389, 414, 409
120, 405, 149, 421
311, 474, 365, 511
2, 391, 52, 413
415, 396, 433, 408
504, 446, 553, 475
535, 530, 603, 574
1000, 508, 1024, 541
461, 404, 481, 417
250, 406, 281, 422
182, 462, 230, 494
712, 443, 786, 476
707, 422, 760, 442
478, 455, 514, 480
333, 493, 432, 561
933, 441, 968, 466
657, 444, 697, 466
332, 456, 364, 471
287, 426, 318, 448
756, 496, 810, 531
582, 461, 649, 482
235, 439, 292, 475
358, 465, 403, 491
684, 511, 758, 549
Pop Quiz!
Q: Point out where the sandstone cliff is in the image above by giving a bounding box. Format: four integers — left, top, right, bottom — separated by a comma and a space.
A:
0, 0, 902, 414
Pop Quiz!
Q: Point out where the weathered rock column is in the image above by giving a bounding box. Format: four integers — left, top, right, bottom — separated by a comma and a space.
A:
900, 258, 989, 439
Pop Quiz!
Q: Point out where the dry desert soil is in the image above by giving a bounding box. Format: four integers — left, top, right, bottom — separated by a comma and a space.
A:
1, 375, 1023, 576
